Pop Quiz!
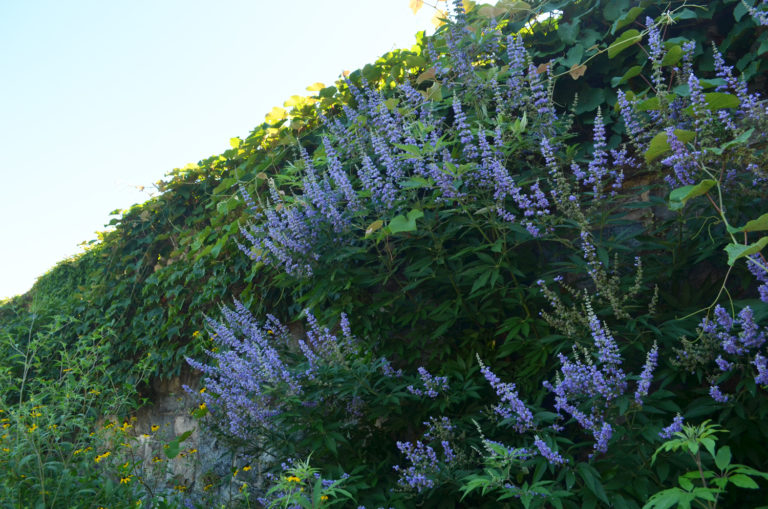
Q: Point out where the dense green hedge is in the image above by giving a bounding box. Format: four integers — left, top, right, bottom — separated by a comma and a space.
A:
2, 0, 768, 507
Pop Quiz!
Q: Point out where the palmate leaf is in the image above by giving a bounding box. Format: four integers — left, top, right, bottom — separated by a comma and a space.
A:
668, 179, 716, 211
724, 237, 768, 266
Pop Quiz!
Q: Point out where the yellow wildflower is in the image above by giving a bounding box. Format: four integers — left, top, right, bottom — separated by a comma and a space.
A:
242, 465, 251, 471
203, 483, 213, 491
233, 468, 239, 478
239, 482, 248, 492
151, 425, 159, 432
30, 411, 42, 418
321, 495, 329, 501
199, 387, 206, 394
174, 485, 187, 492
89, 389, 101, 395
120, 476, 132, 484
2, 448, 9, 453
189, 448, 198, 454
198, 402, 206, 411
152, 456, 163, 463
286, 476, 301, 483
94, 451, 111, 463
120, 422, 132, 432
27, 424, 38, 433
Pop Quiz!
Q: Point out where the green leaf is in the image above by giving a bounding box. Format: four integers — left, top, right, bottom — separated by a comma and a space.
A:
603, 0, 629, 21
387, 209, 424, 234
725, 237, 768, 266
662, 45, 683, 67
608, 29, 642, 59
707, 128, 754, 155
729, 474, 759, 489
645, 129, 695, 162
611, 65, 644, 87
164, 429, 194, 459
558, 20, 580, 44
637, 97, 661, 111
612, 6, 644, 34
715, 446, 731, 471
684, 93, 740, 114
729, 213, 768, 233
668, 180, 716, 211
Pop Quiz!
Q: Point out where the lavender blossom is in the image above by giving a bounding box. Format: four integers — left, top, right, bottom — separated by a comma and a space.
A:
747, 255, 768, 303
407, 367, 449, 398
479, 358, 535, 432
754, 354, 768, 385
709, 384, 729, 403
452, 96, 477, 159
659, 414, 684, 439
533, 435, 566, 465
634, 342, 659, 404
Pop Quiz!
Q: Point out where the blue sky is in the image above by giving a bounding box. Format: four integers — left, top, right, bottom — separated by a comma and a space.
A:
0, 1, 437, 299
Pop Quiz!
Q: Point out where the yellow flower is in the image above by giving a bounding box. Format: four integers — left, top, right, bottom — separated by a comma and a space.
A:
321, 495, 329, 501
120, 422, 132, 432
286, 476, 301, 483
141, 434, 150, 439
89, 389, 101, 395
1, 434, 7, 439
203, 483, 213, 491
120, 476, 132, 484
73, 448, 84, 455
2, 448, 9, 453
233, 468, 239, 478
122, 461, 130, 469
242, 465, 251, 471
150, 425, 159, 432
2, 424, 8, 429
30, 411, 42, 418
27, 424, 38, 433
199, 387, 206, 394
239, 482, 248, 492
63, 368, 72, 372
198, 402, 206, 411
152, 456, 163, 463
192, 330, 200, 338
104, 422, 114, 429
94, 451, 111, 463
174, 485, 187, 492
189, 448, 198, 454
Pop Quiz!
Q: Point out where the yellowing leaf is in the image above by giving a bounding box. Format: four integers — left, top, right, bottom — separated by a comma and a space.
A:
432, 9, 447, 28
409, 0, 424, 15
265, 107, 287, 124
536, 62, 550, 74
569, 63, 587, 80
306, 82, 325, 92
478, 5, 507, 18
229, 138, 242, 149
365, 219, 384, 237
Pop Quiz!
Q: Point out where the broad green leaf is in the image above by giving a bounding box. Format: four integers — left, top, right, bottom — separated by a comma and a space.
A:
611, 65, 643, 87
727, 212, 768, 234
637, 97, 661, 111
645, 129, 695, 162
426, 81, 442, 101
164, 429, 194, 459
229, 137, 241, 149
725, 237, 768, 266
603, 0, 629, 21
668, 179, 716, 211
405, 54, 426, 68
608, 29, 642, 59
684, 93, 740, 114
612, 6, 644, 34
707, 128, 754, 155
715, 446, 731, 471
387, 209, 424, 234
729, 474, 759, 489
661, 45, 683, 67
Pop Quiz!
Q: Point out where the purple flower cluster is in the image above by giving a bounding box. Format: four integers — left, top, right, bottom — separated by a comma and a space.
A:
700, 304, 767, 400
533, 435, 566, 465
659, 414, 684, 439
406, 367, 449, 398
185, 306, 358, 439
393, 437, 454, 492
635, 342, 659, 404
479, 358, 535, 432
747, 255, 768, 303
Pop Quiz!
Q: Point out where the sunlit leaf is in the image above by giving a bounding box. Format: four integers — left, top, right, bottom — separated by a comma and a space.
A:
365, 220, 384, 237
409, 0, 424, 15
265, 107, 287, 125
306, 82, 325, 91
431, 9, 448, 28
229, 138, 241, 149
727, 213, 768, 233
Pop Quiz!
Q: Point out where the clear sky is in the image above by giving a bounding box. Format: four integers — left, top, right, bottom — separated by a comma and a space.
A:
0, 0, 437, 299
